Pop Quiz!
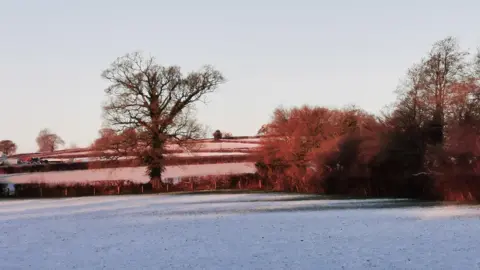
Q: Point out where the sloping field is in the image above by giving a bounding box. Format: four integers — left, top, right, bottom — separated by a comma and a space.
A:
1, 162, 257, 185
168, 141, 260, 151
0, 138, 262, 184
1, 194, 480, 269
39, 152, 250, 163
9, 139, 261, 161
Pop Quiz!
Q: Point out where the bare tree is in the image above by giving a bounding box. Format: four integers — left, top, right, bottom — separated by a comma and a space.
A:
0, 140, 17, 155
394, 37, 470, 146
387, 36, 480, 181
475, 48, 480, 76
393, 61, 430, 130
102, 52, 225, 187
419, 37, 469, 144
36, 129, 65, 152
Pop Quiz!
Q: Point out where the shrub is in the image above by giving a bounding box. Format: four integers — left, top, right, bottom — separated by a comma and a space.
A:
0, 183, 7, 196
213, 130, 222, 141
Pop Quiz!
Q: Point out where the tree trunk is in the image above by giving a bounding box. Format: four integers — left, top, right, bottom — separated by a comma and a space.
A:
148, 133, 165, 190
150, 173, 162, 190
149, 152, 163, 190
428, 108, 444, 145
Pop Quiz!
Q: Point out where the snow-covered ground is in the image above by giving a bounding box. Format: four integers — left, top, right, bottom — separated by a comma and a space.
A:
1, 162, 257, 185
166, 142, 259, 151
1, 193, 479, 270
36, 152, 250, 163
11, 141, 260, 160
46, 151, 96, 157
220, 138, 262, 143
167, 152, 249, 157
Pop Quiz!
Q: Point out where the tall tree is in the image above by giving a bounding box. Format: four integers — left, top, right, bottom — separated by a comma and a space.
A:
419, 37, 469, 145
36, 129, 65, 152
393, 62, 430, 130
0, 140, 17, 155
102, 52, 225, 187
383, 36, 480, 197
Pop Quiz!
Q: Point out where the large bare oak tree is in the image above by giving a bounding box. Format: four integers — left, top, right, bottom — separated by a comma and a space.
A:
102, 52, 225, 187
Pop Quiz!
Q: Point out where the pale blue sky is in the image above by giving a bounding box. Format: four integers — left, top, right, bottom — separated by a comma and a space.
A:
1, 0, 479, 153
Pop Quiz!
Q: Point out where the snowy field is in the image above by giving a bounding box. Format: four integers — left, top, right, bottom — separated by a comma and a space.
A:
1, 193, 480, 270
166, 142, 259, 151
36, 152, 250, 163
1, 162, 256, 185
6, 140, 260, 162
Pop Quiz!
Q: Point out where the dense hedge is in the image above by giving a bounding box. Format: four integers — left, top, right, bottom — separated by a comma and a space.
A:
0, 154, 258, 174
9, 136, 264, 160
3, 173, 262, 198
39, 148, 257, 159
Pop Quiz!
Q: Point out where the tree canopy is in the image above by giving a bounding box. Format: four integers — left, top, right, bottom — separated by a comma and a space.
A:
102, 52, 225, 186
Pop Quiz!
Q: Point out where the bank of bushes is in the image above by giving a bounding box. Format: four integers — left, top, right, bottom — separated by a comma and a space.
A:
254, 105, 480, 202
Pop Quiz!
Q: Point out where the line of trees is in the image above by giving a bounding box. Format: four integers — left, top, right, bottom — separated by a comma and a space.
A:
2, 129, 66, 157
255, 37, 480, 201
5, 36, 479, 202
92, 36, 479, 201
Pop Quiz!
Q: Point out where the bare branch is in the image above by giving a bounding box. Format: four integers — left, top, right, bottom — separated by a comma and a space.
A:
101, 52, 225, 185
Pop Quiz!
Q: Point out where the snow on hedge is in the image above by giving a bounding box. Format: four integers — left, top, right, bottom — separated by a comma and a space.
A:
168, 152, 249, 157
166, 142, 259, 151
42, 152, 249, 163
199, 142, 259, 150
2, 162, 257, 185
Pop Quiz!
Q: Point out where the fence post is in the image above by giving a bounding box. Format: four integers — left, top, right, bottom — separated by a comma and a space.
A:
39, 187, 43, 197
258, 179, 262, 189
238, 179, 242, 190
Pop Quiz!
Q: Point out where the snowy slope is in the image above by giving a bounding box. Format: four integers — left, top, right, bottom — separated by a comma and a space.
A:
40, 152, 249, 163
1, 194, 480, 270
2, 162, 257, 185
166, 142, 259, 151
